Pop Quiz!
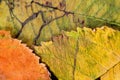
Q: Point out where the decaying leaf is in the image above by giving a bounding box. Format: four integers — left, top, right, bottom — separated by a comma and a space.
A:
35, 26, 120, 80
1, 0, 120, 45
0, 30, 50, 80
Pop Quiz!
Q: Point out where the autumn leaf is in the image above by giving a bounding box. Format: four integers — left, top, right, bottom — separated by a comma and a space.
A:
1, 0, 120, 80
1, 0, 120, 46
35, 26, 120, 80
0, 30, 50, 80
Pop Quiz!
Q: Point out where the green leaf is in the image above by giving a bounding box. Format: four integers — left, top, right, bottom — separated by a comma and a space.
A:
35, 26, 120, 80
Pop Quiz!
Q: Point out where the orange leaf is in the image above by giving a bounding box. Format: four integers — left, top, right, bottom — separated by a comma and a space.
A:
0, 30, 50, 80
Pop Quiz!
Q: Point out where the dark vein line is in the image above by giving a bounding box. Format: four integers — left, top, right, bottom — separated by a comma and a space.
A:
33, 1, 74, 15
34, 14, 66, 45
25, 4, 37, 36
41, 11, 46, 23
15, 10, 42, 38
72, 37, 79, 80
22, 11, 42, 26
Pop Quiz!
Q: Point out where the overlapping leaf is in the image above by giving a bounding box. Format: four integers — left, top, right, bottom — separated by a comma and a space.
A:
35, 26, 120, 80
0, 0, 120, 45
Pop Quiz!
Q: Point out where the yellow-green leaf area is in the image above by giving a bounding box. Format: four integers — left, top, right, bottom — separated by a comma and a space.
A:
35, 26, 120, 80
1, 0, 120, 46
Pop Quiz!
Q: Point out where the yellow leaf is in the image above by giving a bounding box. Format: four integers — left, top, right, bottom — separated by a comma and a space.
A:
35, 26, 120, 80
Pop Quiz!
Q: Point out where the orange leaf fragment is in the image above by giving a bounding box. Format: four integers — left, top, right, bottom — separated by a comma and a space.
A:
0, 30, 50, 80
